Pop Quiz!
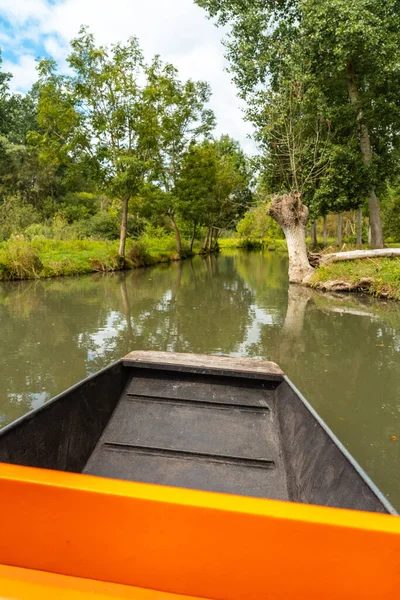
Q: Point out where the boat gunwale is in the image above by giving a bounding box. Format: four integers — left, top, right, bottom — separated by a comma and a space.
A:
283, 375, 397, 516
0, 360, 122, 437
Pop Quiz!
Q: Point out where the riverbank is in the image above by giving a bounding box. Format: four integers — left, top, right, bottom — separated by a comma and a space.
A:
1, 236, 400, 302
309, 257, 400, 300
0, 237, 193, 281
0, 236, 289, 281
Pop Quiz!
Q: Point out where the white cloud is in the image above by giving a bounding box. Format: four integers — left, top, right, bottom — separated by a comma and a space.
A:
1, 0, 255, 150
0, 0, 49, 24
43, 36, 68, 61
3, 54, 38, 90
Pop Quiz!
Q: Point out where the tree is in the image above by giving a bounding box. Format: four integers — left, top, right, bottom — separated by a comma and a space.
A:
195, 0, 319, 278
176, 141, 218, 251
302, 0, 400, 248
196, 0, 400, 251
143, 57, 215, 254
251, 65, 327, 279
65, 28, 158, 260
0, 51, 12, 139
26, 59, 80, 213
206, 135, 253, 246
176, 136, 253, 251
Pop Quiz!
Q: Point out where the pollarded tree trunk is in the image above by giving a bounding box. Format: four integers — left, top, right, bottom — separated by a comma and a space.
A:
337, 213, 342, 247
268, 193, 313, 283
170, 215, 183, 256
118, 196, 130, 259
347, 63, 384, 249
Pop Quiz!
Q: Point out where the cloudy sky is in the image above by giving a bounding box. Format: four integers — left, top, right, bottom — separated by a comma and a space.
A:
0, 0, 254, 152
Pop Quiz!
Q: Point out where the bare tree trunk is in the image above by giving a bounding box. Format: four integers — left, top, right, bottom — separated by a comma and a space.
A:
323, 215, 327, 246
337, 213, 342, 247
268, 193, 313, 283
210, 227, 221, 251
207, 227, 214, 252
311, 221, 317, 246
368, 224, 372, 245
203, 227, 211, 252
118, 196, 130, 259
347, 64, 384, 249
190, 222, 197, 252
367, 190, 384, 248
357, 207, 363, 247
170, 215, 182, 255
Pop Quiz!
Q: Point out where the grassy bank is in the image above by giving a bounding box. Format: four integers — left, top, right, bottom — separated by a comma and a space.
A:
0, 235, 289, 281
0, 236, 190, 281
310, 257, 400, 300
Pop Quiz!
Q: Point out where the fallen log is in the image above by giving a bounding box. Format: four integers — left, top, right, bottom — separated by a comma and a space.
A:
308, 248, 400, 268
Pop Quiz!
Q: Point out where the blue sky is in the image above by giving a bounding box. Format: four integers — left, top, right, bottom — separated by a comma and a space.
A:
0, 0, 254, 152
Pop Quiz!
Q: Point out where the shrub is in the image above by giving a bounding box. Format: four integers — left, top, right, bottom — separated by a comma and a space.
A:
73, 212, 120, 240
0, 236, 43, 280
237, 203, 284, 241
128, 241, 153, 267
0, 198, 41, 241
57, 192, 99, 223
24, 223, 53, 240
89, 255, 122, 272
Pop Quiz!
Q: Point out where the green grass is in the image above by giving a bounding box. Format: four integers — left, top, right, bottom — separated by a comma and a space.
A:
0, 237, 184, 281
310, 257, 400, 300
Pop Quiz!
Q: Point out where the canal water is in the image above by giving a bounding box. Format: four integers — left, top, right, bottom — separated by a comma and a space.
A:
0, 250, 399, 507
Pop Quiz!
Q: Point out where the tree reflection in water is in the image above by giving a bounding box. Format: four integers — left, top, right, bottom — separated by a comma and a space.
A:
0, 251, 399, 507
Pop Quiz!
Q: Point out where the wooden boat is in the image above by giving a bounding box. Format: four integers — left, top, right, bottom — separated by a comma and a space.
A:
0, 351, 394, 513
0, 351, 399, 599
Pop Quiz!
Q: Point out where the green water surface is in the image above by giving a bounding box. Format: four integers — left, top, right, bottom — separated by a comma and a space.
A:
0, 251, 399, 507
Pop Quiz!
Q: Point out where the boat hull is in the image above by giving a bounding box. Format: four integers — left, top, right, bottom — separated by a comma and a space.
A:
0, 351, 394, 514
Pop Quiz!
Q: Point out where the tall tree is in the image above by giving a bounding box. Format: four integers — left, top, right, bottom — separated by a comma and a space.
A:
176, 141, 218, 250
176, 136, 253, 251
0, 51, 12, 139
208, 135, 253, 240
66, 28, 157, 260
301, 0, 400, 248
28, 58, 79, 212
197, 0, 400, 249
143, 57, 215, 254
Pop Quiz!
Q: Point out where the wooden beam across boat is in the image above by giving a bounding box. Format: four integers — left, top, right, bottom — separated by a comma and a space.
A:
122, 350, 285, 380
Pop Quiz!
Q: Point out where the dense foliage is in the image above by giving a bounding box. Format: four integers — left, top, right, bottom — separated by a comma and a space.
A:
3, 2, 400, 271
196, 0, 400, 248
0, 32, 253, 259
